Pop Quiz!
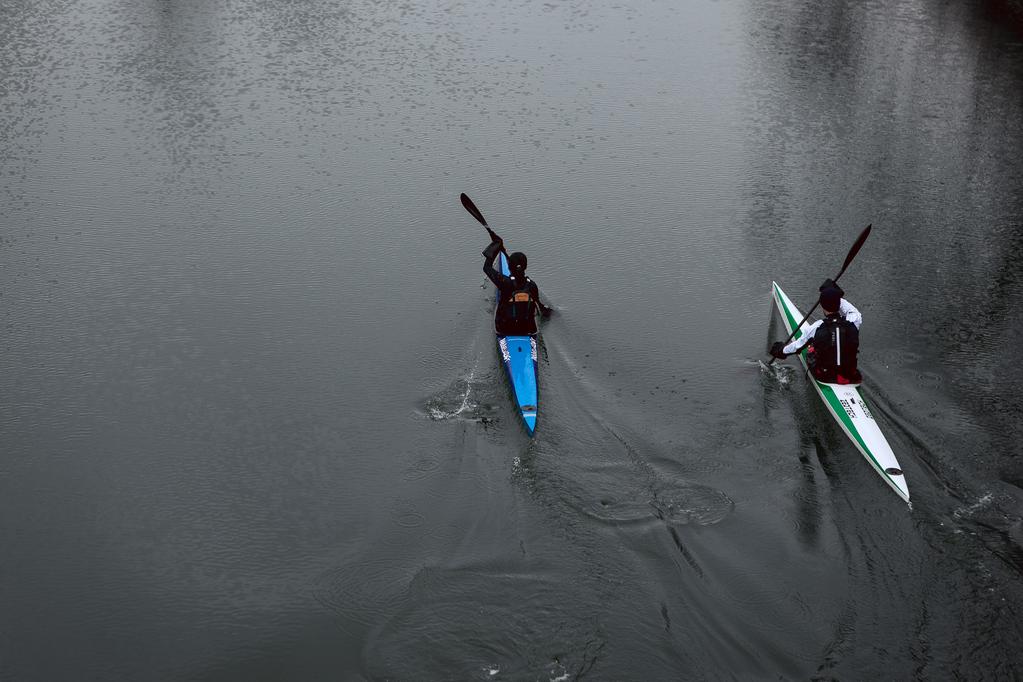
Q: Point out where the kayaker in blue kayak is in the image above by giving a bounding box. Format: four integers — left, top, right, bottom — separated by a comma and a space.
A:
483, 237, 553, 336
770, 280, 862, 384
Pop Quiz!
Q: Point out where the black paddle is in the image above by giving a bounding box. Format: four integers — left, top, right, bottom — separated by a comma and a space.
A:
769, 224, 872, 364
460, 193, 507, 255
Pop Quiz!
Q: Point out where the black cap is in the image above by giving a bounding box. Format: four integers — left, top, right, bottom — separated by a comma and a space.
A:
509, 252, 527, 272
819, 287, 842, 312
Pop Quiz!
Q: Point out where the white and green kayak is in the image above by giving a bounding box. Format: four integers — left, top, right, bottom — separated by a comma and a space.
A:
772, 282, 910, 505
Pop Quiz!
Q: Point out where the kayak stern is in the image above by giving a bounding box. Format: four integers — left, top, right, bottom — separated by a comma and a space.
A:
498, 334, 539, 435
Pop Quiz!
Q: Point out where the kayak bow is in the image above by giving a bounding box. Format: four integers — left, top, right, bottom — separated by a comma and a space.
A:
772, 281, 910, 505
495, 252, 539, 435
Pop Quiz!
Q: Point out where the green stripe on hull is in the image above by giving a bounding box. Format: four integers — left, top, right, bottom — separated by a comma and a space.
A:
773, 282, 812, 365
816, 384, 902, 494
773, 282, 803, 342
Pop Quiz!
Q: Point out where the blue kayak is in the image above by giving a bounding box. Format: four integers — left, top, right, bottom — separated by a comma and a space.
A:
493, 252, 539, 435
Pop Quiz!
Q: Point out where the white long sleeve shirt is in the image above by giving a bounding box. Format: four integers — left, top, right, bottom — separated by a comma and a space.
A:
783, 298, 862, 355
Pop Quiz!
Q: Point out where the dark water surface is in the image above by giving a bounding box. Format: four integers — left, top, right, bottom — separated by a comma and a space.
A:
3, 0, 1023, 679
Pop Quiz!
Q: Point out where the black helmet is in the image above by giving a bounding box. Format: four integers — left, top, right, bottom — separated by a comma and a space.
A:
819, 287, 842, 312
508, 251, 527, 272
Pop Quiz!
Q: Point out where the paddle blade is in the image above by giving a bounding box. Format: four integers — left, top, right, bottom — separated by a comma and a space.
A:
836, 224, 871, 280
460, 193, 488, 227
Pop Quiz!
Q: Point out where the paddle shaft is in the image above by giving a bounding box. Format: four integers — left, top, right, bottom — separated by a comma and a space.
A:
769, 224, 872, 365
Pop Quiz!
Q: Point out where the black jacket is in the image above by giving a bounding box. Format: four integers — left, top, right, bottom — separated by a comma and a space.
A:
483, 242, 547, 336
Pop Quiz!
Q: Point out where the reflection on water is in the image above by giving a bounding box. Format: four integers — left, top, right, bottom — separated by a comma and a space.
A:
743, 0, 1023, 676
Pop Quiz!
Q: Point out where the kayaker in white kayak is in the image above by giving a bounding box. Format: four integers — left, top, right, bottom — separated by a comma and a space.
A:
482, 237, 553, 336
769, 280, 863, 384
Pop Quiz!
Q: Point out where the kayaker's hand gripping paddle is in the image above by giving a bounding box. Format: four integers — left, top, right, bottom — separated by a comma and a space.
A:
768, 224, 872, 365
460, 193, 508, 256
